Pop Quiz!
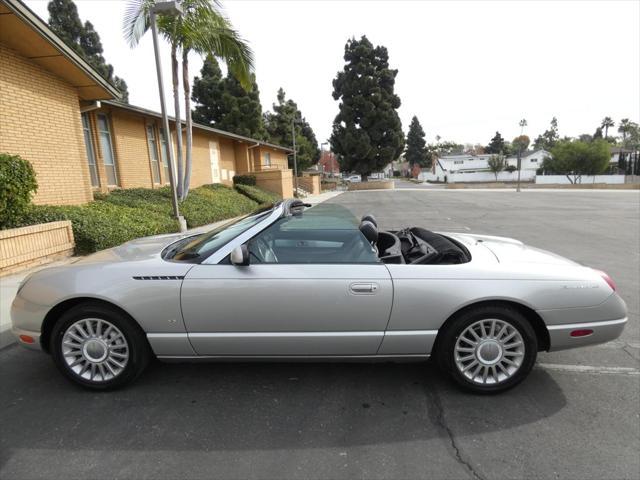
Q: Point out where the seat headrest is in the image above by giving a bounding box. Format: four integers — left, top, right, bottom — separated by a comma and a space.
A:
359, 220, 378, 245
361, 214, 377, 227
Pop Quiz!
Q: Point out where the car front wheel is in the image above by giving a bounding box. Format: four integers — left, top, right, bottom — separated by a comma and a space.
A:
436, 305, 538, 393
50, 303, 151, 390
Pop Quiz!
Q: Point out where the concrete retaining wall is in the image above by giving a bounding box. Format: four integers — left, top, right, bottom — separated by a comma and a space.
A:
0, 221, 74, 275
535, 175, 626, 185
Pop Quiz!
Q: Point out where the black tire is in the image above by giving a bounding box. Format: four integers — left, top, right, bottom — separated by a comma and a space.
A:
436, 305, 537, 394
50, 302, 151, 390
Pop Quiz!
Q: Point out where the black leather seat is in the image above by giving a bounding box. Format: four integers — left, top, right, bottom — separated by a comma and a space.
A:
359, 220, 378, 246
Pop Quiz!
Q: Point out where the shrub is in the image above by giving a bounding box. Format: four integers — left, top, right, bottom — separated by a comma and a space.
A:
234, 184, 281, 205
181, 184, 258, 226
15, 203, 178, 254
232, 174, 256, 186
101, 184, 258, 229
9, 184, 260, 254
0, 153, 38, 228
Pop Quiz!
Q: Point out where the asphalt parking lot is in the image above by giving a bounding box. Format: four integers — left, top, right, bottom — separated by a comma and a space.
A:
1, 189, 639, 480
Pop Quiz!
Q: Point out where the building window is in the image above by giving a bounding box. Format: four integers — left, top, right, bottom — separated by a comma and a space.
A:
159, 127, 170, 183
263, 152, 271, 167
96, 114, 118, 186
454, 160, 464, 165
530, 158, 538, 163
146, 125, 161, 184
81, 113, 99, 187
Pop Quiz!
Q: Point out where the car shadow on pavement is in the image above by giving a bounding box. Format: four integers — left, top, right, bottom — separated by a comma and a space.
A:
0, 345, 567, 465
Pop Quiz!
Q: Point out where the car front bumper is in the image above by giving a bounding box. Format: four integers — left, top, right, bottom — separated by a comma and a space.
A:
10, 292, 50, 351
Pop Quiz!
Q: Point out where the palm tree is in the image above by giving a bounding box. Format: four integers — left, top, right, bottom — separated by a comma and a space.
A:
618, 118, 631, 146
601, 116, 614, 139
124, 0, 253, 199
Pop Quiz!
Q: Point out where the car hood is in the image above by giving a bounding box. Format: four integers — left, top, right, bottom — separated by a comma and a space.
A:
445, 233, 579, 266
73, 232, 199, 264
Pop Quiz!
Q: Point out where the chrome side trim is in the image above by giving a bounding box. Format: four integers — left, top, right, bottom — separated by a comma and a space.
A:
188, 331, 385, 338
157, 354, 430, 362
547, 317, 628, 330
547, 317, 627, 352
378, 330, 438, 355
385, 330, 438, 336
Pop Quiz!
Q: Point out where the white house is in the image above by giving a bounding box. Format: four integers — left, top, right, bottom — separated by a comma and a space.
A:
421, 150, 551, 183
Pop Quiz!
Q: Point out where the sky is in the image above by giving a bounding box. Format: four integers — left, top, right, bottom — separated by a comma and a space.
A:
26, 0, 640, 147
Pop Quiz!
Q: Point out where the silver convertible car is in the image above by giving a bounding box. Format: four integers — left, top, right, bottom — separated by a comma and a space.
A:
11, 200, 627, 393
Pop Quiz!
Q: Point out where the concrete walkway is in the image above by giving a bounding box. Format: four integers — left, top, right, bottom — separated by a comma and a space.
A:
0, 189, 344, 349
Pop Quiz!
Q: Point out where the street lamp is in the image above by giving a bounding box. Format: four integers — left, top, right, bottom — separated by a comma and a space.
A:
516, 118, 527, 193
320, 142, 328, 176
150, 1, 186, 231
291, 118, 302, 196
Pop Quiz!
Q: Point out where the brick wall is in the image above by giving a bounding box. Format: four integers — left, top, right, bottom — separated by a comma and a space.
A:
108, 110, 155, 189
0, 44, 93, 205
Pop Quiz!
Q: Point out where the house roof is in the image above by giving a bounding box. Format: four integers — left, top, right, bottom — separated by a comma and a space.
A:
610, 147, 633, 154
0, 0, 120, 100
103, 100, 293, 153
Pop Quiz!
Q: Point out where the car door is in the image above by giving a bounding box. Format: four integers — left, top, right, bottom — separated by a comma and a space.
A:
181, 216, 393, 356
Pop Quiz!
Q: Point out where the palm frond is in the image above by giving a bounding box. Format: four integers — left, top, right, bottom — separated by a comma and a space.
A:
123, 0, 153, 47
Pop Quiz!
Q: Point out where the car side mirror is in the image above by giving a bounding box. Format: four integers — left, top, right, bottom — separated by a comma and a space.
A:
230, 245, 250, 266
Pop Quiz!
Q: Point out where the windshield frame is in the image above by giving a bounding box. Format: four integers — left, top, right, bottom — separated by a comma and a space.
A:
199, 203, 284, 264
162, 203, 283, 264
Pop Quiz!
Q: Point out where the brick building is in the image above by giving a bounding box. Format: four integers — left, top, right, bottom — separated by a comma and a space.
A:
0, 0, 293, 205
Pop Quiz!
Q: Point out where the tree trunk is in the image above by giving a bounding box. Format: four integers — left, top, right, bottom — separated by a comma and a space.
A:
182, 49, 192, 200
171, 43, 184, 199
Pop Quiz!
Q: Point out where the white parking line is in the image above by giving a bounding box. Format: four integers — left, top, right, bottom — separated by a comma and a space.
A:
537, 363, 640, 376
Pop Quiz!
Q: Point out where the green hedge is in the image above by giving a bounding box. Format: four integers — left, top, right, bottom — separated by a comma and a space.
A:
7, 184, 260, 254
100, 184, 257, 229
234, 184, 281, 205
14, 202, 178, 254
232, 174, 257, 186
0, 153, 38, 229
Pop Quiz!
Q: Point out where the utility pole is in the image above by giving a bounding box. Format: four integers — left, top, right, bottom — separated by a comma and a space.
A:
516, 118, 527, 193
291, 119, 298, 196
150, 1, 185, 231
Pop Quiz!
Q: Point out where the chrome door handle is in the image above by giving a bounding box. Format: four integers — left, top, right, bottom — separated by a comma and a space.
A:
349, 283, 378, 294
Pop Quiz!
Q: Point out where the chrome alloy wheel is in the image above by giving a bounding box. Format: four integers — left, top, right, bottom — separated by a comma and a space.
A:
62, 318, 129, 382
454, 319, 525, 385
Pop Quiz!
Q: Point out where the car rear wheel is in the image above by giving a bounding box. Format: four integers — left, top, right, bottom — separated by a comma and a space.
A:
50, 303, 151, 390
436, 305, 537, 393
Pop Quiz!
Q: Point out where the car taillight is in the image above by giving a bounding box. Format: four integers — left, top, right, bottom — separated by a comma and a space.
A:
594, 269, 617, 292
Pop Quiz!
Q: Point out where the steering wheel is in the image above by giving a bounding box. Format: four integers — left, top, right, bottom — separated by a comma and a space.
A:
249, 237, 278, 263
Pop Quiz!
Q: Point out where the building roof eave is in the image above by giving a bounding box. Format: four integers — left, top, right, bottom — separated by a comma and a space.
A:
102, 100, 293, 153
1, 0, 120, 100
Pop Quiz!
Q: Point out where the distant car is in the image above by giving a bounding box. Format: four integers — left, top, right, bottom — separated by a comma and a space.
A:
12, 200, 627, 392
345, 174, 361, 183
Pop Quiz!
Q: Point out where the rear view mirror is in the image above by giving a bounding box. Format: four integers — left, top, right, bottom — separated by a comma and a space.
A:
230, 245, 250, 266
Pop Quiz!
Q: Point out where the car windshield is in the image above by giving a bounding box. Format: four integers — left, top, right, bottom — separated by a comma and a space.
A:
165, 204, 275, 262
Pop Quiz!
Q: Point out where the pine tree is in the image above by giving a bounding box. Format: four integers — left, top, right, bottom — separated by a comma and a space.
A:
485, 131, 506, 154
48, 0, 128, 101
192, 56, 266, 139
533, 117, 559, 150
330, 36, 404, 178
264, 88, 319, 171
405, 116, 430, 167
47, 0, 84, 53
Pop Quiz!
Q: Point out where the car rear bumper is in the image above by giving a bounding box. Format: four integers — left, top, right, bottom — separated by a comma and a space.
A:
547, 317, 627, 351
